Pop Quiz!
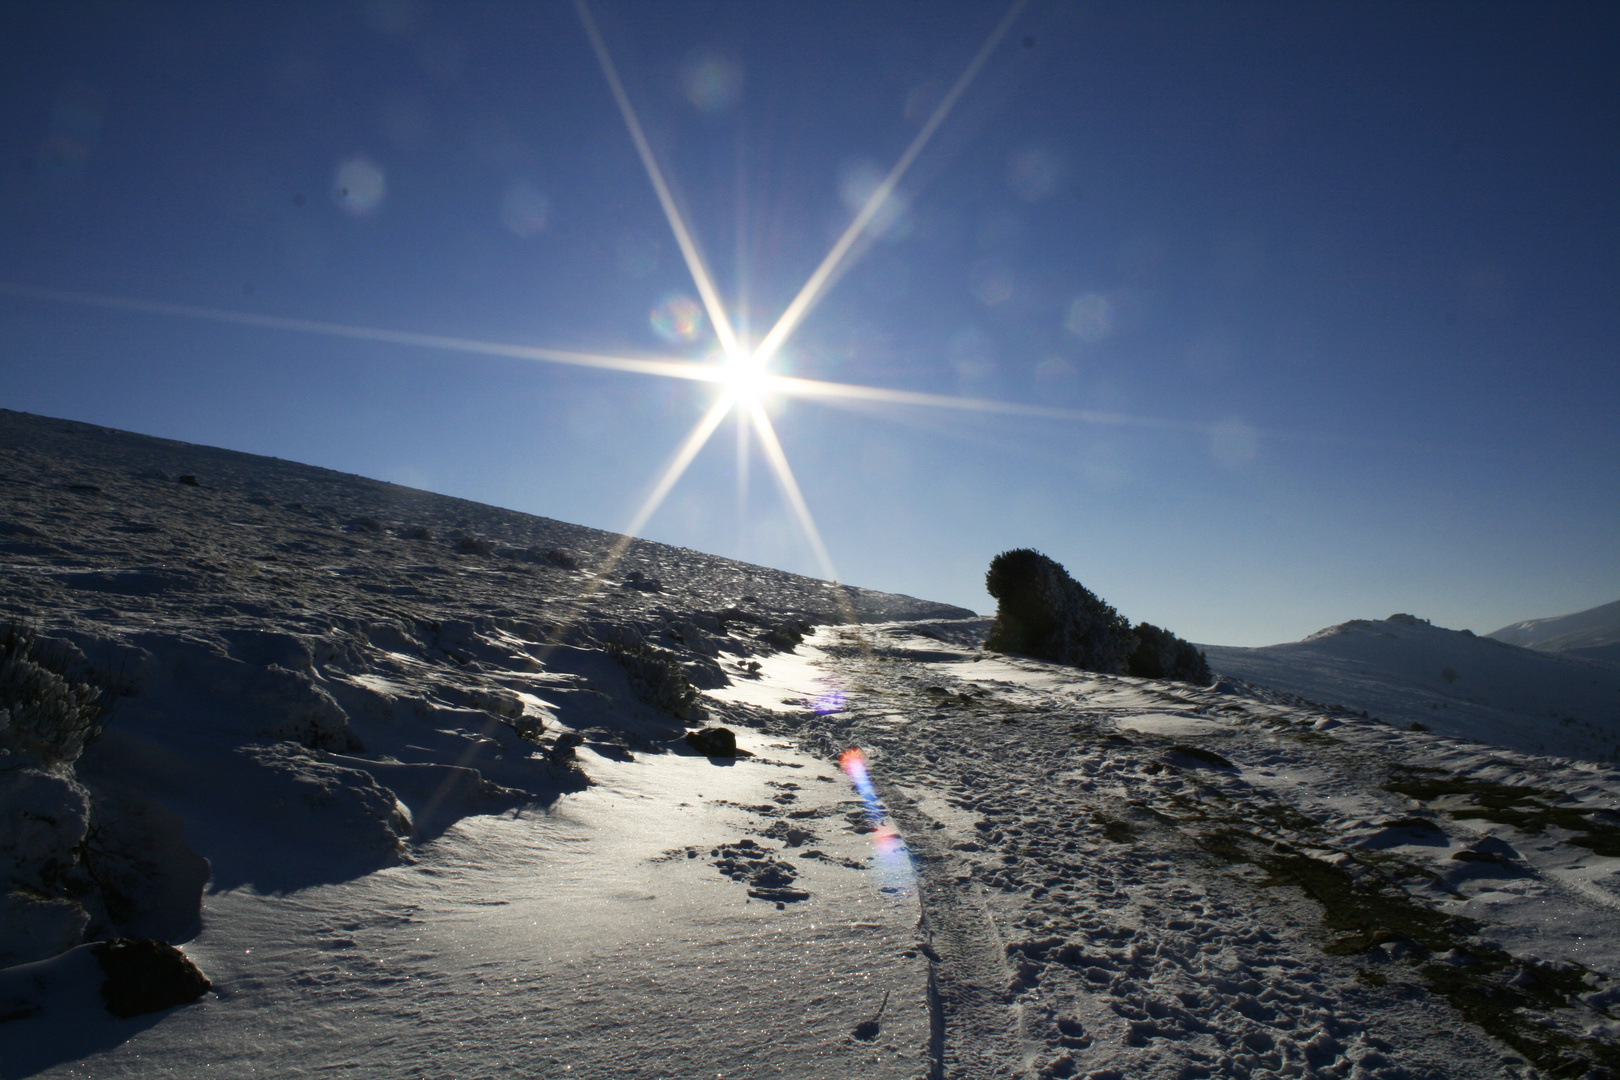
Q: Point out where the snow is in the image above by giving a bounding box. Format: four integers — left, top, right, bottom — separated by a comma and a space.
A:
3, 409, 1619, 1078
1489, 598, 1620, 658
1202, 614, 1620, 761
4, 730, 928, 1079
1116, 714, 1232, 738
705, 646, 841, 714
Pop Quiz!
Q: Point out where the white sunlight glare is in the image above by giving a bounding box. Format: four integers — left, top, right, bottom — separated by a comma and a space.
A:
574, 0, 743, 365
567, 0, 1033, 572
0, 0, 1235, 599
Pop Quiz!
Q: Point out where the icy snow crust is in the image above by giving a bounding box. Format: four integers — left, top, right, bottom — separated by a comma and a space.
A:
3, 409, 1619, 1078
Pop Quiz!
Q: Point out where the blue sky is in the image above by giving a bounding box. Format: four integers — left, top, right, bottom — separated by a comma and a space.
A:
1, 0, 1616, 646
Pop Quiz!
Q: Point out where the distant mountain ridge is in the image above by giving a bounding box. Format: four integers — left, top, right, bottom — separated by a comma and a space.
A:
1488, 598, 1620, 663
1202, 613, 1620, 761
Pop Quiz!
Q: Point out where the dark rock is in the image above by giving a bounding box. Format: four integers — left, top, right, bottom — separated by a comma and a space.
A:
710, 839, 810, 902
94, 938, 211, 1018
762, 820, 817, 847
685, 727, 737, 757
548, 731, 584, 764
0, 998, 39, 1022
176, 475, 200, 487
853, 990, 888, 1041
1452, 848, 1514, 868
506, 546, 579, 569
607, 639, 700, 719
1167, 744, 1233, 769
543, 547, 579, 569
1382, 817, 1444, 834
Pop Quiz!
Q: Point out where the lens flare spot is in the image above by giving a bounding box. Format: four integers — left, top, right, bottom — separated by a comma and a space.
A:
615, 231, 660, 278
333, 155, 387, 217
971, 260, 1014, 306
838, 161, 910, 240
500, 180, 550, 237
838, 747, 914, 894
812, 690, 846, 715
870, 824, 906, 857
1034, 355, 1076, 382
1064, 292, 1113, 343
1007, 147, 1060, 202
36, 85, 101, 183
949, 326, 997, 384
650, 294, 706, 344
680, 51, 742, 112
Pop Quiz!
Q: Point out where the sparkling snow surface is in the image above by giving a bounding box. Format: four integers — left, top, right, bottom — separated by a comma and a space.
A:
3, 411, 1620, 1078
4, 731, 927, 1079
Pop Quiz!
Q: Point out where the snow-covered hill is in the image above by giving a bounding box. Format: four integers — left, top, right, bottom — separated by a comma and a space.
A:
1489, 598, 1620, 664
3, 410, 1619, 1079
1202, 615, 1620, 762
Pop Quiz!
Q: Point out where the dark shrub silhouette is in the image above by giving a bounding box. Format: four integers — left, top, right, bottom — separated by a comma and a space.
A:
983, 551, 1211, 685
983, 549, 1134, 674
1127, 622, 1212, 685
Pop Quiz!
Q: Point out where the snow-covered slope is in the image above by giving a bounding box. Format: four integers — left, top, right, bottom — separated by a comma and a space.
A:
4, 410, 1619, 1079
1202, 615, 1620, 761
1489, 598, 1620, 657
0, 408, 964, 1076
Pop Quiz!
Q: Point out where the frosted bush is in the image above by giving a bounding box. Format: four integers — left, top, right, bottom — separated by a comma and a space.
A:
606, 638, 703, 721
1127, 622, 1212, 685
0, 624, 106, 769
983, 550, 1135, 674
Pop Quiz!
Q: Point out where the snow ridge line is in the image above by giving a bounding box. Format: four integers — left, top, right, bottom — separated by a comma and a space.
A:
885, 785, 1031, 1079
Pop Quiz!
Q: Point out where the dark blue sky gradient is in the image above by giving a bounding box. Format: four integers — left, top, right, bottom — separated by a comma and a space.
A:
2, 1, 1616, 644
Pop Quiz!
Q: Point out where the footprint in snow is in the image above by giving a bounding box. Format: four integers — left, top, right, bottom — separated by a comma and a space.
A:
709, 839, 810, 903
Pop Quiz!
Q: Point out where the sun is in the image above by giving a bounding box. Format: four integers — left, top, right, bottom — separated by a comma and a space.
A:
6, 0, 1044, 596
719, 352, 771, 406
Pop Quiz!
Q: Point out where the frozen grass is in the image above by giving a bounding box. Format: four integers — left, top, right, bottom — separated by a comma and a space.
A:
0, 623, 108, 770
1383, 770, 1620, 863
605, 638, 701, 719
1228, 831, 1616, 1075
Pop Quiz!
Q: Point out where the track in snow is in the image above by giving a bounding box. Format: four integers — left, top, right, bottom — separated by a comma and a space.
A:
752, 622, 1607, 1079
